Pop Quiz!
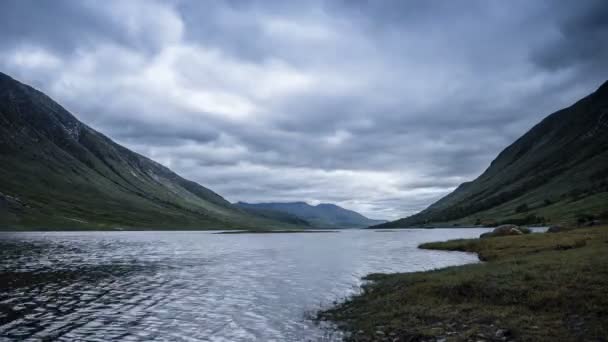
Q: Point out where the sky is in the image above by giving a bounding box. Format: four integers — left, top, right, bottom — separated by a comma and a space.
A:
1, 0, 607, 220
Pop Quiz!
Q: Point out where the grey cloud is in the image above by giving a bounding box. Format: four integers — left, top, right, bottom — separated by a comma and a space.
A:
102, 119, 220, 146
1, 1, 99, 51
0, 1, 147, 55
1, 0, 606, 219
531, 0, 608, 72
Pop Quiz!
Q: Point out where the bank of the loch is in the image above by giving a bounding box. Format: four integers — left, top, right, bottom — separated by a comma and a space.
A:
318, 226, 608, 341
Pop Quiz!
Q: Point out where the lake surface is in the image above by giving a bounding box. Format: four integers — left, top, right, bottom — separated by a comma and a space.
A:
0, 228, 493, 341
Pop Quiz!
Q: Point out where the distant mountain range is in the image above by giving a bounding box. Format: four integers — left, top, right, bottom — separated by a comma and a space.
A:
376, 80, 608, 228
235, 202, 386, 228
0, 72, 301, 230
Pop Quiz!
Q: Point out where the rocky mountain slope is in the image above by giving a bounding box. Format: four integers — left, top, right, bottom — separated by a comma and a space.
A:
377, 80, 608, 228
236, 202, 386, 228
0, 72, 296, 230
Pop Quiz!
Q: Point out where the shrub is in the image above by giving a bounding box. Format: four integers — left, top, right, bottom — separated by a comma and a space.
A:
577, 213, 596, 225
515, 203, 529, 213
497, 214, 545, 226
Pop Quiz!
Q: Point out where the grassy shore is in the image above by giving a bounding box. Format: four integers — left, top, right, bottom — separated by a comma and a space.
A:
318, 226, 608, 341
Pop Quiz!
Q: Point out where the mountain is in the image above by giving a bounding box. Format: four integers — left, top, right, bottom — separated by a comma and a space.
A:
377, 80, 608, 228
235, 202, 386, 228
0, 72, 299, 230
235, 205, 312, 227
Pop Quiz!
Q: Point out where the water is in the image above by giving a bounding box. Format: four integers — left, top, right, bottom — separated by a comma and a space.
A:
0, 228, 492, 341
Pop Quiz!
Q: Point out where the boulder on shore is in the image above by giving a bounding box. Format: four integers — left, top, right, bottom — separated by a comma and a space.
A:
480, 224, 530, 238
548, 225, 565, 233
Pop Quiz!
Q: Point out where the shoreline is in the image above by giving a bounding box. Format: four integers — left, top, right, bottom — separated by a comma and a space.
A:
214, 229, 340, 234
0, 227, 307, 232
318, 226, 608, 341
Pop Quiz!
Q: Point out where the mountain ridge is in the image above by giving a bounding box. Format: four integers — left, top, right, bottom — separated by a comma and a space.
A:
0, 72, 297, 230
235, 201, 386, 228
376, 80, 608, 228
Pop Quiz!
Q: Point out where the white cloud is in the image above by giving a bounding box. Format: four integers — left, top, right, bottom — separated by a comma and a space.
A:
4, 46, 62, 70
262, 16, 337, 42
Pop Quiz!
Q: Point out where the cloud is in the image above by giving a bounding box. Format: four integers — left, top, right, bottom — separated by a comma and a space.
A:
531, 0, 608, 73
1, 0, 606, 219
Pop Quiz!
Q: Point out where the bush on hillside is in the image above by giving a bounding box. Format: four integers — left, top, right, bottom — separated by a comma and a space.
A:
515, 203, 530, 213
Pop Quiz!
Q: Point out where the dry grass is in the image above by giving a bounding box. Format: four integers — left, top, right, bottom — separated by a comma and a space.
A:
318, 226, 608, 341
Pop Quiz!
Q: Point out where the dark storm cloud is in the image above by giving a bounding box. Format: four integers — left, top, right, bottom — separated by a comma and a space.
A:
1, 0, 606, 219
0, 0, 163, 55
1, 1, 100, 52
531, 0, 608, 72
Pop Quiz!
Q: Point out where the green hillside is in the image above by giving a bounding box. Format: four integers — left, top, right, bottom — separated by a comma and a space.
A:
0, 72, 298, 230
377, 80, 608, 228
236, 202, 386, 228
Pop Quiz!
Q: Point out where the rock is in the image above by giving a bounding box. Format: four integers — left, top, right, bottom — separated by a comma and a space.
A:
494, 224, 522, 234
0, 192, 26, 210
547, 225, 565, 233
495, 329, 511, 339
480, 224, 529, 238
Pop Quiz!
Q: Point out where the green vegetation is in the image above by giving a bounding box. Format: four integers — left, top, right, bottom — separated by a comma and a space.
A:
0, 72, 299, 230
376, 80, 608, 228
232, 205, 313, 227
235, 202, 386, 228
319, 226, 608, 341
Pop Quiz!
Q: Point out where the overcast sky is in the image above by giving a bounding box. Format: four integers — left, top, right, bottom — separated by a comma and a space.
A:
1, 0, 607, 219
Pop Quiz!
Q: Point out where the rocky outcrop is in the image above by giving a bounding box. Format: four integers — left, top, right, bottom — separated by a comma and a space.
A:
480, 224, 531, 238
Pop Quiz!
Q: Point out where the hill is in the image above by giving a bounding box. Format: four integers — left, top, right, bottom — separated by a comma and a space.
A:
0, 72, 297, 230
235, 205, 312, 227
235, 202, 386, 228
377, 80, 608, 228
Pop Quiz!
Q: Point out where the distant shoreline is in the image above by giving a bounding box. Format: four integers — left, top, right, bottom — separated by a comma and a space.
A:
0, 227, 341, 233
215, 230, 340, 234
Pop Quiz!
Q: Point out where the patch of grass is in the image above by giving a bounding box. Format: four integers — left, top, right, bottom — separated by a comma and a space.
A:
420, 227, 595, 261
318, 226, 608, 341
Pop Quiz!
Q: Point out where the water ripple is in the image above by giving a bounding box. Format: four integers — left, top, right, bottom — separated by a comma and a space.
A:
0, 229, 489, 341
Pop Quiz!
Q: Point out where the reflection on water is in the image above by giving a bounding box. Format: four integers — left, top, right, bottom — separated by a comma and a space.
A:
0, 229, 490, 341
